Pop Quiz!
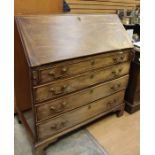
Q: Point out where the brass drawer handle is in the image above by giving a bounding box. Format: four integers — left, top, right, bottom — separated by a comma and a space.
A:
50, 101, 68, 113
49, 85, 68, 95
50, 106, 56, 111
49, 87, 63, 95
113, 57, 119, 63
48, 70, 55, 78
51, 120, 67, 130
111, 71, 118, 77
111, 68, 123, 77
113, 55, 125, 63
61, 67, 68, 73
110, 83, 121, 91
107, 99, 117, 108
48, 67, 68, 78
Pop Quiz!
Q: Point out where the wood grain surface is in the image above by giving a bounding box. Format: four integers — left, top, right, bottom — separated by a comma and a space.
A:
15, 14, 133, 67
34, 63, 130, 102
35, 77, 128, 122
35, 50, 131, 85
37, 91, 125, 141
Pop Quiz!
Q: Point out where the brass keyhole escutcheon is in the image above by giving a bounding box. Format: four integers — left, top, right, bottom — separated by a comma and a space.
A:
90, 89, 94, 94
90, 74, 94, 79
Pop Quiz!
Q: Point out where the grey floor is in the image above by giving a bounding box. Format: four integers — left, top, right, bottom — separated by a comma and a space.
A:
14, 116, 108, 155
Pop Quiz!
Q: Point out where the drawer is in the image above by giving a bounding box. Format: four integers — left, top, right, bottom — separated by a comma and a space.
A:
35, 76, 129, 122
34, 62, 130, 103
33, 50, 131, 85
37, 91, 125, 141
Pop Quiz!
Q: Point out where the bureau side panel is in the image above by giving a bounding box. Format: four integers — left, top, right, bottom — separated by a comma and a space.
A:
14, 20, 32, 111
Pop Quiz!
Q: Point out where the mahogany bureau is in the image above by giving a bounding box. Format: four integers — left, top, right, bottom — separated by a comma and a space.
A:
15, 14, 133, 155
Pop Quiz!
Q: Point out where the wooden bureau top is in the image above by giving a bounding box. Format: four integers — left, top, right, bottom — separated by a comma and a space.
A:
15, 14, 133, 67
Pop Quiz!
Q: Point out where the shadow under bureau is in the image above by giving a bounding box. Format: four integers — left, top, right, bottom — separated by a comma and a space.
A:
15, 14, 133, 155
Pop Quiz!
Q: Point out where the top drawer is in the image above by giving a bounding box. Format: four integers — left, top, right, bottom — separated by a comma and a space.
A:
32, 50, 131, 85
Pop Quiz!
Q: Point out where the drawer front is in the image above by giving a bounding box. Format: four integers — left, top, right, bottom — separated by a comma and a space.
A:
35, 51, 131, 85
36, 76, 129, 122
37, 91, 125, 141
34, 62, 130, 103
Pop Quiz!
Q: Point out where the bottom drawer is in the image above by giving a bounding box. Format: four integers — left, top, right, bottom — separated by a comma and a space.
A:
37, 91, 125, 141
